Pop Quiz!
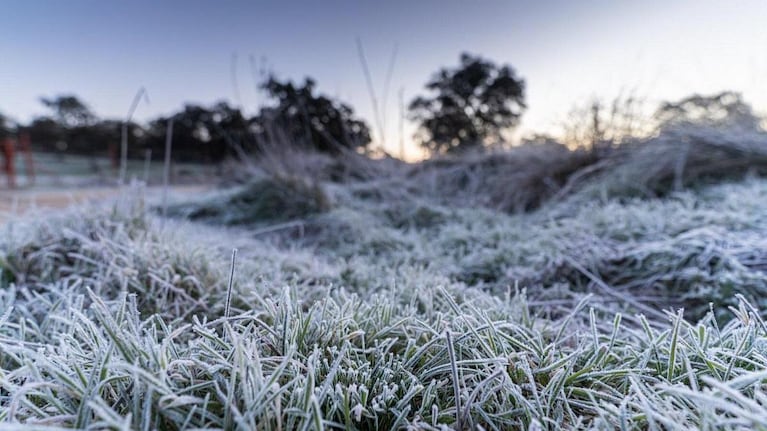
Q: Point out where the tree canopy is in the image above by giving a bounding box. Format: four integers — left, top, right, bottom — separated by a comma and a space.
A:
0, 112, 11, 137
40, 95, 96, 127
255, 76, 371, 153
409, 53, 526, 154
24, 78, 370, 163
145, 102, 251, 162
655, 91, 763, 132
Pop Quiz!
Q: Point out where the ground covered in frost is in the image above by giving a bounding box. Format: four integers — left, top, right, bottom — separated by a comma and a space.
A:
3, 172, 767, 429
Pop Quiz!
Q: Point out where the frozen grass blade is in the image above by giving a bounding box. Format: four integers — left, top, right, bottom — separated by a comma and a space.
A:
667, 308, 684, 381
445, 330, 462, 430
161, 118, 174, 222
120, 87, 149, 186
224, 248, 238, 320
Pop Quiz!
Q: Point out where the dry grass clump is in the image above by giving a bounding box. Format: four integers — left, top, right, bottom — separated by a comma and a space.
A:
398, 124, 767, 215
228, 145, 407, 186
569, 127, 767, 200
166, 173, 333, 226
408, 141, 597, 213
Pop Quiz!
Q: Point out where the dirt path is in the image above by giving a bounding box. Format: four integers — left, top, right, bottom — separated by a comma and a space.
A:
0, 185, 212, 223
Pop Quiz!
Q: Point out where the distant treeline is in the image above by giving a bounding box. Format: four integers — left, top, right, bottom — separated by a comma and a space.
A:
1, 53, 765, 165
0, 53, 532, 162
0, 75, 372, 164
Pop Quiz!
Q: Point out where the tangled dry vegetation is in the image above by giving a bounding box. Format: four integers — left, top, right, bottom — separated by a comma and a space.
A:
3, 124, 767, 429
405, 126, 767, 213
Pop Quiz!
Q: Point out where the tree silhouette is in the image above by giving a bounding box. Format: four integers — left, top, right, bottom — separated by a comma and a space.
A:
409, 53, 526, 154
35, 95, 118, 157
0, 112, 11, 138
655, 91, 763, 132
40, 95, 96, 127
146, 102, 250, 162
27, 117, 64, 152
254, 76, 371, 153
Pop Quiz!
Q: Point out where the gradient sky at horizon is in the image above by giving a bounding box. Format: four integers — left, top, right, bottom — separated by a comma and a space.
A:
1, 0, 766, 159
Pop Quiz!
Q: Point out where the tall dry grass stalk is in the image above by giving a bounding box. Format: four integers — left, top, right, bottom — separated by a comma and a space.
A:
161, 118, 174, 223
119, 87, 149, 185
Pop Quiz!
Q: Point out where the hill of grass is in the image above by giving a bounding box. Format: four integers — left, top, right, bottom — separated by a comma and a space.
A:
3, 126, 767, 429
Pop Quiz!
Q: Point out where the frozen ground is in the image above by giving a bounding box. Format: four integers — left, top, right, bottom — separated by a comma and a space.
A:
2, 162, 767, 429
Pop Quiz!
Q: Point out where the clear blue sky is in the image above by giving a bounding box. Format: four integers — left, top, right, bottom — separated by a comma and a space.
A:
1, 0, 766, 158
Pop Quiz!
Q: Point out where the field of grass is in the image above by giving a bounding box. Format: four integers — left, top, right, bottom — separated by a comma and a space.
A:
3, 128, 767, 429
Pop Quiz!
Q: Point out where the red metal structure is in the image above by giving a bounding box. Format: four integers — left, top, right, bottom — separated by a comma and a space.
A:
1, 130, 36, 188
1, 136, 15, 188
